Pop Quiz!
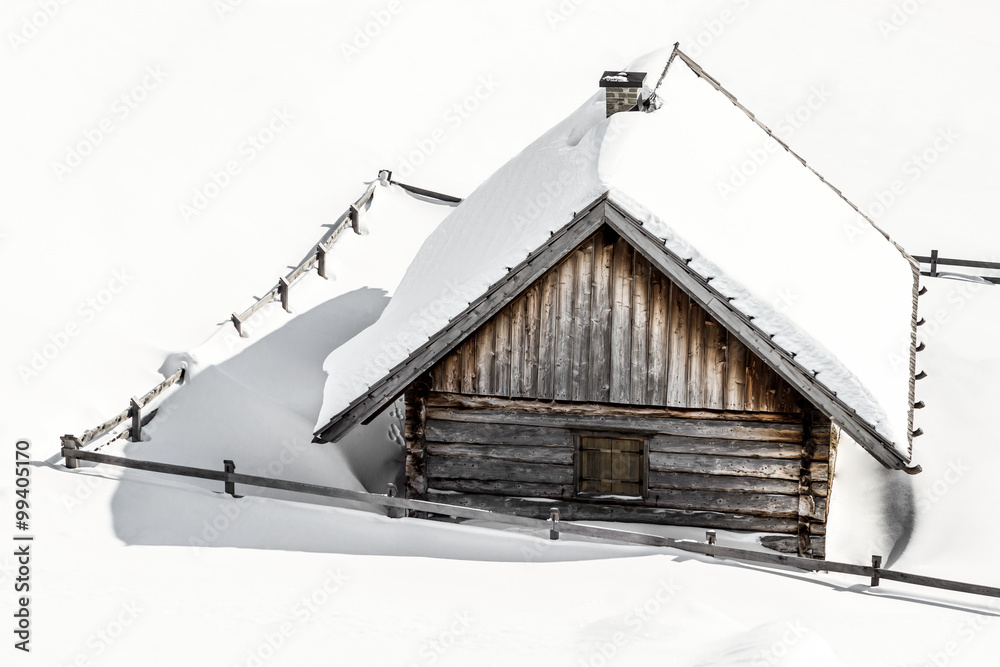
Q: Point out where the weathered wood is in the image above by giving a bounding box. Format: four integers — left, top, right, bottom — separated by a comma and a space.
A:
650, 434, 829, 460
610, 238, 633, 403
687, 298, 705, 407
554, 254, 577, 400
424, 419, 574, 447
424, 492, 801, 532
537, 271, 559, 399
424, 457, 574, 484
589, 230, 613, 402
404, 384, 429, 498
666, 283, 688, 406
648, 471, 802, 496
760, 535, 826, 559
425, 392, 805, 424
428, 479, 574, 498
425, 443, 574, 465
524, 284, 541, 395
494, 306, 511, 397
725, 333, 747, 411
571, 238, 594, 402
442, 350, 461, 393
630, 251, 650, 404
475, 320, 495, 395
647, 271, 669, 404
460, 338, 476, 394
646, 488, 801, 517
509, 295, 526, 398
704, 317, 726, 409
648, 452, 802, 480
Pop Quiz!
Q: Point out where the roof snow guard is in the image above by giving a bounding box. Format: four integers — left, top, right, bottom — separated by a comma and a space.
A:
314, 45, 921, 473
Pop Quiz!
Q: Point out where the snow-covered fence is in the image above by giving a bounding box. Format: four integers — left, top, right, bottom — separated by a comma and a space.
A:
914, 250, 1000, 285
58, 446, 1000, 602
68, 368, 186, 449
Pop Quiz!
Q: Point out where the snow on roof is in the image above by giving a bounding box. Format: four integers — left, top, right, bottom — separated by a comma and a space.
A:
315, 46, 917, 462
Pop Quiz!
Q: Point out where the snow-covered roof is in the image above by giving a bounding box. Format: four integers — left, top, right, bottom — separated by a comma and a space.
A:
314, 46, 919, 469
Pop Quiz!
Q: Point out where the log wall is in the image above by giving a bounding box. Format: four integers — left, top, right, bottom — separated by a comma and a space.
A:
405, 392, 834, 556
428, 227, 800, 413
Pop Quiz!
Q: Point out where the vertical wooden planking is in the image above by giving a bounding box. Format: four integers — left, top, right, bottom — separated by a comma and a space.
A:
524, 284, 541, 396
537, 271, 559, 399
609, 238, 633, 404
428, 360, 446, 392
666, 284, 689, 407
746, 350, 763, 411
704, 315, 726, 409
725, 332, 747, 411
686, 300, 705, 408
509, 295, 526, 398
494, 306, 511, 397
554, 254, 577, 400
630, 252, 650, 404
475, 320, 495, 395
647, 271, 669, 405
572, 238, 595, 402
589, 231, 613, 402
443, 350, 461, 393
460, 338, 477, 394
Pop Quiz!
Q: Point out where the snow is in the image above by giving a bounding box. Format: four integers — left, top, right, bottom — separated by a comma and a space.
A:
317, 48, 915, 458
5, 1, 1000, 665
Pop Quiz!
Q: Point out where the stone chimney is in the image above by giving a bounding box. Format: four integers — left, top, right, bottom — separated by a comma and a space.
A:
599, 71, 646, 117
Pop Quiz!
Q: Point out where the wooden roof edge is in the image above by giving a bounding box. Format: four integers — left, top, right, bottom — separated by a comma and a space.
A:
602, 199, 914, 471
313, 193, 613, 443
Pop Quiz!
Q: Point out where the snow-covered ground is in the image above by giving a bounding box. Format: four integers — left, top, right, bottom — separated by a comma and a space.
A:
4, 1, 1000, 665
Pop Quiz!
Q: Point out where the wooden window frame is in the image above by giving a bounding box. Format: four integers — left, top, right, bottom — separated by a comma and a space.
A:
573, 431, 649, 502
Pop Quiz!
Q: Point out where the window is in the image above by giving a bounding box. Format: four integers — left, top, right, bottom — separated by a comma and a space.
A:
577, 436, 644, 497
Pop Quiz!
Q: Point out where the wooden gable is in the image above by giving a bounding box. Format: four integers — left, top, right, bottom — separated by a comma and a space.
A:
428, 226, 803, 413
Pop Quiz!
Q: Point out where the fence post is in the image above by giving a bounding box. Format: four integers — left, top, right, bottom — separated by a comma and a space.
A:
316, 244, 327, 280
930, 249, 938, 277
279, 277, 291, 313
223, 460, 240, 498
349, 204, 361, 234
871, 555, 882, 587
549, 508, 560, 540
61, 435, 81, 469
231, 313, 243, 338
386, 483, 400, 518
129, 397, 142, 442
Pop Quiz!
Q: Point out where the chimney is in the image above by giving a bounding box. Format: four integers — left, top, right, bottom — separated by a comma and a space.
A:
599, 71, 646, 117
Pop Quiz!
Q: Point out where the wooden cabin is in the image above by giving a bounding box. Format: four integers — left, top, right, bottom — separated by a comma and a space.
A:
314, 54, 921, 560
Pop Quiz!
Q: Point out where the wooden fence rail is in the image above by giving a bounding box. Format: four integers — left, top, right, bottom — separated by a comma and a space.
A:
914, 250, 1000, 285
58, 444, 1000, 602
78, 369, 185, 446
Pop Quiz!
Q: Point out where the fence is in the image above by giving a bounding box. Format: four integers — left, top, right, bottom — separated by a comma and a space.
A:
914, 250, 1000, 285
66, 173, 463, 449
57, 442, 1000, 602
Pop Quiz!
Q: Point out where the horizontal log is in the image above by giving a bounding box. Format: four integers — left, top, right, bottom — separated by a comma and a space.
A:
425, 457, 574, 485
427, 392, 804, 423
425, 443, 574, 465
760, 535, 826, 558
427, 407, 808, 443
425, 492, 800, 533
649, 471, 798, 495
651, 434, 828, 460
429, 479, 574, 498
646, 488, 800, 518
424, 420, 573, 447
648, 452, 828, 482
